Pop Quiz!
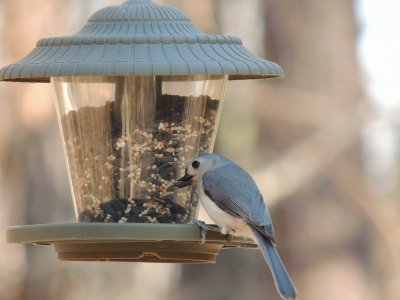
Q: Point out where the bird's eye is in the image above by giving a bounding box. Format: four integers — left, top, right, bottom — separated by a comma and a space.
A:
192, 160, 200, 169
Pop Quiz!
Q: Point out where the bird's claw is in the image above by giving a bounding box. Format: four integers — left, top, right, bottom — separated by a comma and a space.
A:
192, 220, 220, 244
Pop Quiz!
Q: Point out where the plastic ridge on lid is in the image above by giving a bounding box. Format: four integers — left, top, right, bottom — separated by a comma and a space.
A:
0, 0, 283, 82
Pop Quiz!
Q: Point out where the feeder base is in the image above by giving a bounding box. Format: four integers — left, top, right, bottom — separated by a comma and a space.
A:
7, 223, 257, 263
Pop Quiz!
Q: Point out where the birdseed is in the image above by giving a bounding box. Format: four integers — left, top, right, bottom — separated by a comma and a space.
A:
61, 94, 220, 224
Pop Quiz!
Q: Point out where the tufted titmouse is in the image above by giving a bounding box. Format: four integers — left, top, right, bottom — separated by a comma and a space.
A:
175, 153, 297, 300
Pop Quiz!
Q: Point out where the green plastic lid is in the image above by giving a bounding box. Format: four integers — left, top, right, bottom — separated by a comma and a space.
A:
0, 0, 283, 82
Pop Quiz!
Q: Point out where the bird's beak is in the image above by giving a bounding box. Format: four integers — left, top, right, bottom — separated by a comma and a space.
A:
175, 170, 194, 188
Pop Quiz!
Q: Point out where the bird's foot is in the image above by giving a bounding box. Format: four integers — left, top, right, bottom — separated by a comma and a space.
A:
192, 220, 221, 244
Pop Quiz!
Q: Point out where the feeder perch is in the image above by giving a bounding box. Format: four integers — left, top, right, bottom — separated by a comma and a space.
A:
1, 0, 283, 263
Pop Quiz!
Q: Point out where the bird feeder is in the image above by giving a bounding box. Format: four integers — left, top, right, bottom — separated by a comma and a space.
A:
2, 0, 283, 263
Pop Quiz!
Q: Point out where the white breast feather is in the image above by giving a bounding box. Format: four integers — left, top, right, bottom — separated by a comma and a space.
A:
197, 179, 252, 237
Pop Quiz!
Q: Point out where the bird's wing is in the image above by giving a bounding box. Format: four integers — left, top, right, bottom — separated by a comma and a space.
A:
202, 163, 275, 242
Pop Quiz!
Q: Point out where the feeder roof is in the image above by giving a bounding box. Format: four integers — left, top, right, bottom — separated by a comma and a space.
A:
0, 0, 283, 82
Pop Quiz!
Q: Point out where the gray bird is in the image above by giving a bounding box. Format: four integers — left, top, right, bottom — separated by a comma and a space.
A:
175, 153, 297, 300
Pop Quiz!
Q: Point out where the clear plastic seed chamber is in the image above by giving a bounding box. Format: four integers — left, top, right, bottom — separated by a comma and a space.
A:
52, 75, 227, 224
1, 0, 283, 263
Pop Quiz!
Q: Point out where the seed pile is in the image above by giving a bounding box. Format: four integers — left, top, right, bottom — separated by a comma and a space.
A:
61, 94, 220, 224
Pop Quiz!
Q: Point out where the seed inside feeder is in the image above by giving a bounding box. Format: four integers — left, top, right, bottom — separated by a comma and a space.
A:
54, 76, 226, 224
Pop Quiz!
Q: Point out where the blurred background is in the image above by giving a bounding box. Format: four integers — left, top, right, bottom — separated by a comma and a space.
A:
1, 0, 399, 299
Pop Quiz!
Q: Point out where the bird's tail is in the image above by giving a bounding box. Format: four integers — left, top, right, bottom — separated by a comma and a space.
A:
250, 228, 297, 300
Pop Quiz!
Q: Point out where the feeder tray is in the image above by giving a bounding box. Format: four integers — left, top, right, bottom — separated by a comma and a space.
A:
7, 223, 257, 263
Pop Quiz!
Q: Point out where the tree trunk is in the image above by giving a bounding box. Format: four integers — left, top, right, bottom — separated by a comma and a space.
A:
261, 1, 395, 299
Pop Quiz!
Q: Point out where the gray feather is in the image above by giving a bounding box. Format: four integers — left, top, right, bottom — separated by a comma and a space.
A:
202, 159, 275, 242
251, 227, 297, 300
